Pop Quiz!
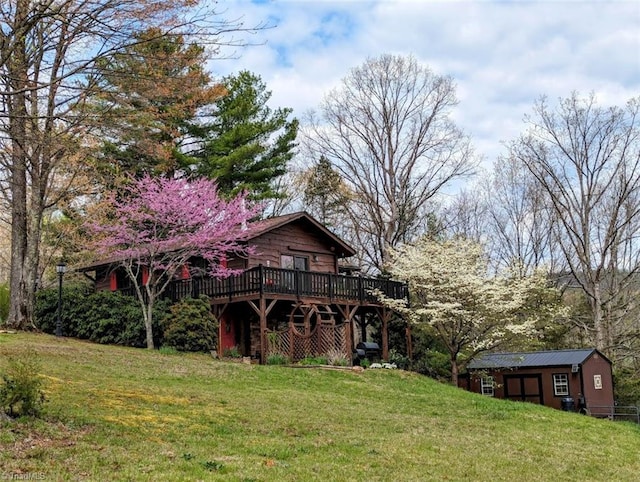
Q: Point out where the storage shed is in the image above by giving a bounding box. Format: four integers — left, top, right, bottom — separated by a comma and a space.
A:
459, 349, 614, 412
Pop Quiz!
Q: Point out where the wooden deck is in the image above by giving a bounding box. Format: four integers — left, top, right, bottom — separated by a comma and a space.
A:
162, 265, 408, 305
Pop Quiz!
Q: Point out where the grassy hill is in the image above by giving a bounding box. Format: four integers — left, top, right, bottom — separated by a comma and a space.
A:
1, 333, 638, 481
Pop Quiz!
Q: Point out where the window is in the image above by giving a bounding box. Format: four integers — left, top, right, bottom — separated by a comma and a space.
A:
115, 270, 131, 290
176, 264, 190, 281
481, 376, 494, 396
553, 373, 569, 396
281, 254, 308, 271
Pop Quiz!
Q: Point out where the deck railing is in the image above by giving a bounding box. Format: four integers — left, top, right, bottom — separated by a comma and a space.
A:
160, 265, 408, 304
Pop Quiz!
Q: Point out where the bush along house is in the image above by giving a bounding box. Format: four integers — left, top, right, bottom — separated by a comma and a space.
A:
80, 212, 409, 364
458, 349, 614, 413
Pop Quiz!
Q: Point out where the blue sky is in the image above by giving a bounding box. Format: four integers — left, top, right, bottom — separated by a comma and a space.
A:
212, 0, 640, 164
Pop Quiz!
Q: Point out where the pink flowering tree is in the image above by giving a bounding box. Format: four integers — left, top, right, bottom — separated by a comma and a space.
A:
86, 175, 258, 349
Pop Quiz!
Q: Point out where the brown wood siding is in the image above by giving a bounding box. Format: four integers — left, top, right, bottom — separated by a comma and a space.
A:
467, 367, 575, 409
464, 362, 614, 411
247, 222, 339, 273
581, 354, 615, 407
227, 257, 247, 270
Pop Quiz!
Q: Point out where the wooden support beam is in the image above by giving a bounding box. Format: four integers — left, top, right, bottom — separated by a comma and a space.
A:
259, 297, 267, 364
247, 298, 277, 317
247, 299, 260, 316
336, 304, 359, 351
406, 322, 413, 360
374, 306, 391, 362
213, 303, 229, 319
265, 299, 277, 316
345, 316, 353, 364
336, 303, 358, 322
247, 298, 278, 364
382, 310, 389, 362
212, 303, 229, 359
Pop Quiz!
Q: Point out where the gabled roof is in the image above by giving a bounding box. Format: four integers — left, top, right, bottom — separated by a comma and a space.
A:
78, 211, 356, 271
467, 349, 610, 370
248, 211, 356, 258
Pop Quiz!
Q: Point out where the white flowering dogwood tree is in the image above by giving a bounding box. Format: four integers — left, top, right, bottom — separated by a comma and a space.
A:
378, 238, 563, 384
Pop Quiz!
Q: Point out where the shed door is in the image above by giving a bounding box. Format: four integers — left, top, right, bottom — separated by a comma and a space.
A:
503, 374, 543, 404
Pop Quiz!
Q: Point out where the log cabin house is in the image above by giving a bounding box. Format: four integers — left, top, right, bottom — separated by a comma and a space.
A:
458, 349, 614, 413
81, 212, 408, 364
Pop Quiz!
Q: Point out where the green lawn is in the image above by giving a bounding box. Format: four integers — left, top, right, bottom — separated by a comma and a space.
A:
1, 332, 639, 481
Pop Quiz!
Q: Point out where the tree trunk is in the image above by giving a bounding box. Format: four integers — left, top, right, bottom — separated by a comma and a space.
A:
450, 356, 459, 386
144, 296, 155, 350
591, 282, 605, 352
7, 0, 31, 330
8, 141, 28, 328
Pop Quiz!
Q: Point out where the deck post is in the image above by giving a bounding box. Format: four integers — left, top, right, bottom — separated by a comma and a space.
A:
381, 307, 390, 361
295, 269, 300, 299
259, 297, 267, 364
193, 277, 200, 298
406, 323, 413, 360
345, 316, 353, 364
328, 274, 334, 301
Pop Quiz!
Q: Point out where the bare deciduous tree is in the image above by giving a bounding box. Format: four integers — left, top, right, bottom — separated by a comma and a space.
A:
303, 54, 476, 273
0, 0, 261, 329
510, 93, 640, 355
441, 187, 488, 244
484, 155, 561, 276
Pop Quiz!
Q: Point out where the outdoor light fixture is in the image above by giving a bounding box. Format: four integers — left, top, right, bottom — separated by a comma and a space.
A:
56, 262, 67, 337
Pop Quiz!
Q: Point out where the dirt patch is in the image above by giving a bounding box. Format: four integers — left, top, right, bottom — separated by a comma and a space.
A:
1, 420, 92, 461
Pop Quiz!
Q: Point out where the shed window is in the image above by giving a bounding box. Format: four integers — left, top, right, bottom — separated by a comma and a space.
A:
553, 373, 569, 396
480, 376, 494, 396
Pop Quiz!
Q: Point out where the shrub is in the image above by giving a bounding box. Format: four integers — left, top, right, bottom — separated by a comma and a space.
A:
266, 353, 289, 365
83, 291, 169, 347
34, 282, 93, 337
614, 368, 640, 406
223, 346, 242, 358
0, 352, 46, 418
405, 350, 451, 380
0, 283, 9, 325
388, 349, 410, 370
298, 356, 328, 365
162, 296, 218, 353
35, 283, 170, 348
326, 348, 349, 366
159, 346, 179, 355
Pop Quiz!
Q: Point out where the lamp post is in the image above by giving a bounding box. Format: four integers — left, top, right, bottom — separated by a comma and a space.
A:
56, 262, 66, 337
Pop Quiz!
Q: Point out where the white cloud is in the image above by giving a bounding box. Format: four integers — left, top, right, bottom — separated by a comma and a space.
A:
211, 0, 640, 163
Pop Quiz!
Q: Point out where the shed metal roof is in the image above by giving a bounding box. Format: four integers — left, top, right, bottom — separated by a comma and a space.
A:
467, 349, 604, 370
